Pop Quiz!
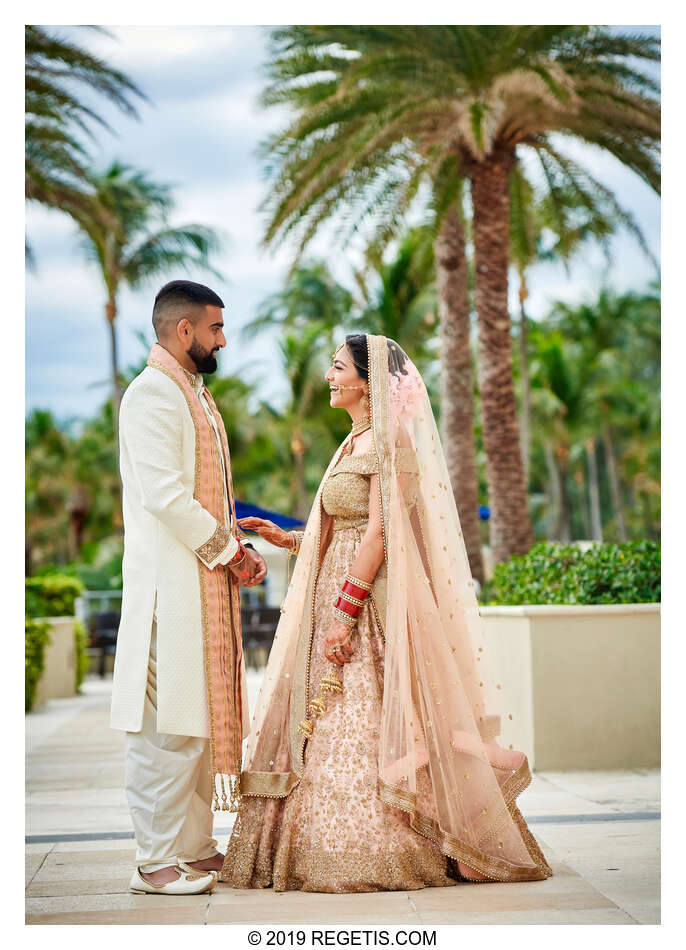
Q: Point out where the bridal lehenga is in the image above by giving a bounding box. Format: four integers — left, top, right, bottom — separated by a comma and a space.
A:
222, 335, 553, 893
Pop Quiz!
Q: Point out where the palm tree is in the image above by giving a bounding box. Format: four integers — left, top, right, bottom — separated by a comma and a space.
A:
277, 326, 342, 519
244, 260, 353, 340
353, 226, 437, 365
509, 161, 658, 485
66, 161, 222, 431
25, 26, 144, 255
548, 287, 660, 542
258, 25, 660, 562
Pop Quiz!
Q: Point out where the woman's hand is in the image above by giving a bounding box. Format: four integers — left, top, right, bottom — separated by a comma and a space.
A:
324, 618, 355, 666
237, 517, 291, 549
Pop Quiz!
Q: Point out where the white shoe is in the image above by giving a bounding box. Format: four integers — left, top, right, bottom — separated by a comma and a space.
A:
130, 866, 217, 895
177, 860, 223, 876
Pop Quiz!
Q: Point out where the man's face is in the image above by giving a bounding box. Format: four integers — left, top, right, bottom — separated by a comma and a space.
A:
187, 305, 226, 374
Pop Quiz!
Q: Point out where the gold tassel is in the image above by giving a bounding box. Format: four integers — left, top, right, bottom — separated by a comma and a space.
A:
299, 666, 344, 743
228, 773, 242, 812
219, 773, 228, 810
298, 719, 313, 738
309, 697, 326, 717
320, 670, 343, 693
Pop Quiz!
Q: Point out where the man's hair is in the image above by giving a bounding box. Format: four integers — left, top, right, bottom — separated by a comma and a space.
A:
152, 280, 224, 339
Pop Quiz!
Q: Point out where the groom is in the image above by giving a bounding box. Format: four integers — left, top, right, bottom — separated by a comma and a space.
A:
110, 280, 267, 895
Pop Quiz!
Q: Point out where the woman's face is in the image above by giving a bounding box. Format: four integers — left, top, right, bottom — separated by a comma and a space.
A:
324, 345, 367, 412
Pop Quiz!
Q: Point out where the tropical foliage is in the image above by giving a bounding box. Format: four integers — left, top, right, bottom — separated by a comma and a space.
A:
256, 24, 660, 562
482, 540, 660, 605
25, 618, 51, 712
66, 162, 223, 429
25, 25, 144, 258
25, 574, 84, 619
25, 25, 660, 614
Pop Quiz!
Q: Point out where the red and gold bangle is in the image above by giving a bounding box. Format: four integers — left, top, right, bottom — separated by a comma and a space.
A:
339, 590, 366, 608
343, 575, 372, 599
335, 596, 360, 617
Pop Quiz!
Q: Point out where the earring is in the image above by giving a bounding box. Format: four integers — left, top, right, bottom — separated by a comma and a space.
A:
360, 390, 370, 416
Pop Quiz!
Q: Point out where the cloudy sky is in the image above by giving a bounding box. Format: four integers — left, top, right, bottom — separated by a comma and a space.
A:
25, 25, 661, 423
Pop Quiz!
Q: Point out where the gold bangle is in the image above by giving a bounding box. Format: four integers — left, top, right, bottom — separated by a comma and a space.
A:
288, 530, 302, 554
345, 573, 372, 592
333, 607, 358, 628
338, 590, 366, 608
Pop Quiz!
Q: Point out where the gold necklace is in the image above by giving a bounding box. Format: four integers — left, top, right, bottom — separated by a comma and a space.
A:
350, 416, 371, 437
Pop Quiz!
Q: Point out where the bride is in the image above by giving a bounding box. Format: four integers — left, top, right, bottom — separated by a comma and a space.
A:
221, 333, 552, 892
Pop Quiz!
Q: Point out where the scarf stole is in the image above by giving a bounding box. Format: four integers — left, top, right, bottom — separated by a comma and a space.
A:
147, 343, 244, 811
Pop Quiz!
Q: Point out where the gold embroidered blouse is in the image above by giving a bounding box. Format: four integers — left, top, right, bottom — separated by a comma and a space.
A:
322, 451, 378, 524
321, 447, 420, 526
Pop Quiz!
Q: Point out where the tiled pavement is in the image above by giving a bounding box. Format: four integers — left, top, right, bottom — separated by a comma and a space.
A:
26, 678, 660, 925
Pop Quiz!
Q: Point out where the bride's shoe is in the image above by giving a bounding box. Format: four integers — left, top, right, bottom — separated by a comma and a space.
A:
129, 866, 217, 894
456, 861, 491, 883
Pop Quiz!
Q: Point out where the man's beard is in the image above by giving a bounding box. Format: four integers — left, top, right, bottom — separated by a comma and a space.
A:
187, 338, 218, 374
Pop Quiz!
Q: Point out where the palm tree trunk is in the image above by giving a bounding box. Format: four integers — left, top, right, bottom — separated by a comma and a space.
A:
602, 422, 628, 542
585, 437, 603, 540
555, 446, 572, 542
434, 206, 485, 585
468, 148, 534, 562
575, 468, 591, 539
544, 441, 560, 540
518, 274, 531, 485
106, 297, 122, 433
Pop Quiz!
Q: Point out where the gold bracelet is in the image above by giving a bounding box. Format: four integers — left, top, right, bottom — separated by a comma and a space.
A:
288, 531, 303, 554
345, 573, 372, 592
333, 607, 358, 628
338, 590, 366, 608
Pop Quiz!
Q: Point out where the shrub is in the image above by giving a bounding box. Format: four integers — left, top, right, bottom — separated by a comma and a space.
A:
25, 618, 51, 712
74, 619, 90, 693
25, 574, 84, 619
481, 540, 660, 606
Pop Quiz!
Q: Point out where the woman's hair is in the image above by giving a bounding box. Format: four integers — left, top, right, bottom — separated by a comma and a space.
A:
344, 334, 369, 380
345, 333, 409, 380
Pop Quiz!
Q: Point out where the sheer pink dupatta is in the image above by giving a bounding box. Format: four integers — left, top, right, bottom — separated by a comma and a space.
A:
369, 335, 551, 881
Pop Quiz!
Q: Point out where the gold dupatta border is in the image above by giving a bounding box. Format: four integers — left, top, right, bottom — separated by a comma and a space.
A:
365, 335, 551, 883
207, 387, 245, 795
239, 770, 300, 797
146, 354, 242, 809
288, 437, 354, 777
378, 755, 552, 882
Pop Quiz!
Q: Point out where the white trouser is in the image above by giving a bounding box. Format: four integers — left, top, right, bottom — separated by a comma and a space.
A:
124, 620, 219, 873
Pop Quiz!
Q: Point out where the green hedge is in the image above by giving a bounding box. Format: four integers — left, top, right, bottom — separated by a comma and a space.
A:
25, 574, 84, 619
74, 619, 90, 693
25, 618, 51, 712
481, 540, 660, 605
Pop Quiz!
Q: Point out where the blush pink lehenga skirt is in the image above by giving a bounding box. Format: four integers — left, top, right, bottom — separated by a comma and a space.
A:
223, 525, 458, 893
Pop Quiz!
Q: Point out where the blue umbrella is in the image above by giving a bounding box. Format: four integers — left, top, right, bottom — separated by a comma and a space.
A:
235, 500, 305, 531
478, 505, 491, 521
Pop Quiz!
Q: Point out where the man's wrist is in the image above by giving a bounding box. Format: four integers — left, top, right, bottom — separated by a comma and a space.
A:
228, 541, 248, 566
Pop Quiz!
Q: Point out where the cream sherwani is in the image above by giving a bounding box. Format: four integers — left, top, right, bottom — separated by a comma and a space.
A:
111, 354, 247, 871
111, 361, 246, 738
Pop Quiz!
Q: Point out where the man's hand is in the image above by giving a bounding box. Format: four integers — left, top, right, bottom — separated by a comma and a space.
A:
230, 547, 267, 587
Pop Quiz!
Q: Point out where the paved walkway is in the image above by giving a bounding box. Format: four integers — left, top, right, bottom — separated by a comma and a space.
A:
26, 677, 660, 925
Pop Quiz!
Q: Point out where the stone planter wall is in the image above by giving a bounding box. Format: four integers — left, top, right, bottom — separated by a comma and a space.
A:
33, 617, 77, 707
480, 604, 660, 771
